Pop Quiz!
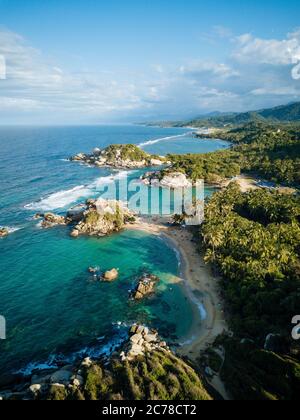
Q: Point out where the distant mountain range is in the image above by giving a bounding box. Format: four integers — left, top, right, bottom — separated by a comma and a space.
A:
149, 102, 300, 128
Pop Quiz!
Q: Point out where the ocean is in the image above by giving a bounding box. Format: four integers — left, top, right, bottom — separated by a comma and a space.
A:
0, 125, 229, 376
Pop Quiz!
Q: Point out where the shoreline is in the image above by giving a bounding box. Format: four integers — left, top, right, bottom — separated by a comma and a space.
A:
127, 217, 228, 361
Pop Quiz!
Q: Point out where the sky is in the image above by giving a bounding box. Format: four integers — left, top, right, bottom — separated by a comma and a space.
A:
0, 0, 300, 124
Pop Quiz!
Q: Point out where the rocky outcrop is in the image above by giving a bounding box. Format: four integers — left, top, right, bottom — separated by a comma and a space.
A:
103, 268, 119, 282
70, 199, 135, 238
0, 227, 9, 238
40, 213, 68, 228
71, 144, 165, 169
0, 324, 212, 401
121, 325, 168, 361
142, 171, 202, 189
38, 199, 135, 238
132, 273, 159, 300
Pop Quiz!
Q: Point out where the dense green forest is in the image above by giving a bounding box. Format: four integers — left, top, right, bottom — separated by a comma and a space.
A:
200, 184, 300, 400
167, 121, 300, 186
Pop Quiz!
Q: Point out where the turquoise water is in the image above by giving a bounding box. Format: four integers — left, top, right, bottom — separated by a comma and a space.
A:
0, 125, 228, 376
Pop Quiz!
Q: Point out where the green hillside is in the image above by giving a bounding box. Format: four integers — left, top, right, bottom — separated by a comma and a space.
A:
158, 102, 300, 128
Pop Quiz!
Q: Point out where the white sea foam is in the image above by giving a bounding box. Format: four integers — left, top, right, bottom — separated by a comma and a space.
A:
1, 226, 22, 234
138, 132, 191, 148
24, 171, 131, 212
25, 185, 91, 211
198, 303, 207, 320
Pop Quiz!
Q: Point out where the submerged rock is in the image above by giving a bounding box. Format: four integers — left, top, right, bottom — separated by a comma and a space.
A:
88, 266, 100, 274
70, 229, 79, 238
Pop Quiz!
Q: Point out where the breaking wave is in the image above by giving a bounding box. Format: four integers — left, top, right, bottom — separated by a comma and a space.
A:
24, 171, 130, 212
138, 132, 191, 148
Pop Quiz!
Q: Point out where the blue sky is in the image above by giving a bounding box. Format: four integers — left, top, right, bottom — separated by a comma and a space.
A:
0, 0, 300, 124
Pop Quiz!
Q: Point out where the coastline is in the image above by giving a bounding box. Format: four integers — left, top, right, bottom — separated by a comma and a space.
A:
127, 217, 228, 361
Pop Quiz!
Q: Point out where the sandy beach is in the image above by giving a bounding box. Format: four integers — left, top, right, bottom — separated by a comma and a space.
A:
127, 216, 230, 399
127, 217, 228, 359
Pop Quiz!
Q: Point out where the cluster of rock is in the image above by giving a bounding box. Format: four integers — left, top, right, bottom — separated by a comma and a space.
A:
88, 267, 119, 282
36, 213, 68, 229
70, 199, 135, 238
132, 273, 160, 300
37, 199, 135, 238
142, 171, 202, 189
0, 227, 9, 238
120, 325, 168, 361
71, 144, 165, 169
103, 268, 119, 282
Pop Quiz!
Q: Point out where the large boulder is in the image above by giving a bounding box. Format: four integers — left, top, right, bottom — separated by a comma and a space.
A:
133, 274, 159, 300
103, 269, 119, 282
29, 384, 42, 398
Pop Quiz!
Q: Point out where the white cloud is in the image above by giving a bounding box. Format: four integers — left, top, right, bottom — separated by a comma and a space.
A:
0, 96, 40, 110
234, 32, 300, 65
251, 86, 300, 96
0, 27, 300, 122
180, 61, 239, 79
0, 54, 6, 79
0, 28, 156, 120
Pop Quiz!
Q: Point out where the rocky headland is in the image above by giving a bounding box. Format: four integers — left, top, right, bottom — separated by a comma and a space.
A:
0, 325, 212, 401
37, 199, 136, 238
71, 144, 166, 169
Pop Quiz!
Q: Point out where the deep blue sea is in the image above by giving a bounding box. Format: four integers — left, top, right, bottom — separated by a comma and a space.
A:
0, 125, 228, 376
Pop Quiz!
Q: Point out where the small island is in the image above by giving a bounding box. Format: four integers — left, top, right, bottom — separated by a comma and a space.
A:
71, 144, 166, 169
